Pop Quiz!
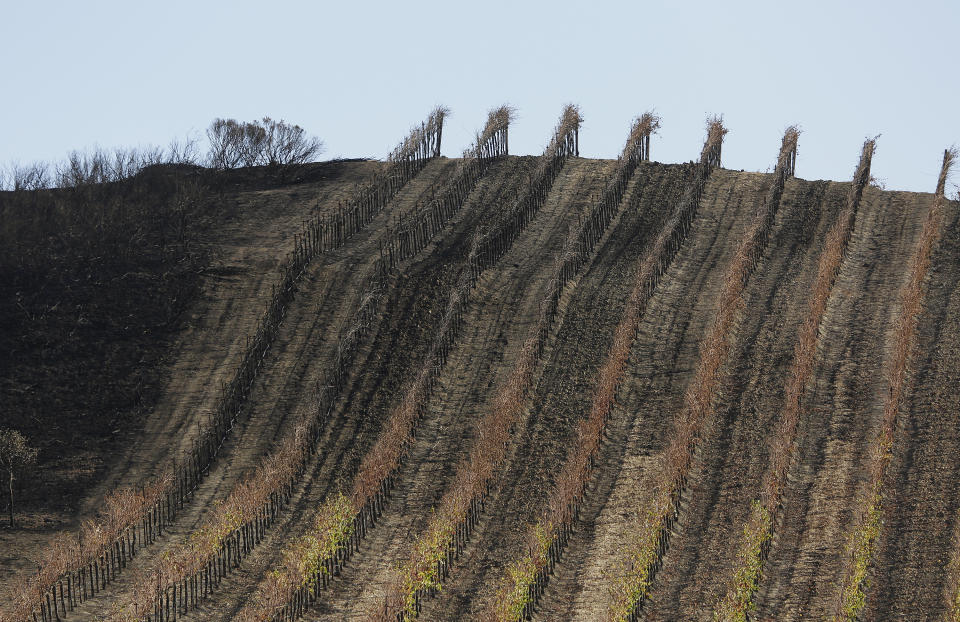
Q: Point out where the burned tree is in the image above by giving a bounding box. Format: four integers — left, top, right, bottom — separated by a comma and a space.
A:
205, 117, 324, 169
0, 428, 38, 527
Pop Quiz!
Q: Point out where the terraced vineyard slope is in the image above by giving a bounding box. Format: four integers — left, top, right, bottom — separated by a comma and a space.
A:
1, 114, 956, 622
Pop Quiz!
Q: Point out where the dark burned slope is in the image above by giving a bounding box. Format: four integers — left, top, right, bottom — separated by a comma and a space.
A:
0, 160, 382, 602
95, 160, 454, 494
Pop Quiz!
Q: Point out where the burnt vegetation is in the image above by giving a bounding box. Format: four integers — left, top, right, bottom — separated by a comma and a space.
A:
0, 118, 326, 524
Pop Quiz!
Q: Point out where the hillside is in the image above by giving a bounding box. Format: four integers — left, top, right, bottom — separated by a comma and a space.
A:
1, 111, 958, 622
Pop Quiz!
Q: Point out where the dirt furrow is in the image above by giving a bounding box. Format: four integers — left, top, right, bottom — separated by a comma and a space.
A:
527, 168, 761, 621
638, 178, 845, 619
61, 158, 460, 620
753, 187, 931, 620
864, 201, 960, 619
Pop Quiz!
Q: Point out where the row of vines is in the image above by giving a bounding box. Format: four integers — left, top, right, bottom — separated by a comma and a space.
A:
490, 115, 725, 622
384, 107, 512, 269
830, 148, 955, 621
246, 104, 582, 622
365, 108, 670, 622
488, 115, 724, 620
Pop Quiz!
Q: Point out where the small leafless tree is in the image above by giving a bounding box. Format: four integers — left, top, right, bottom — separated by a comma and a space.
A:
0, 428, 38, 527
205, 117, 323, 169
259, 117, 324, 166
166, 135, 200, 165
206, 118, 245, 169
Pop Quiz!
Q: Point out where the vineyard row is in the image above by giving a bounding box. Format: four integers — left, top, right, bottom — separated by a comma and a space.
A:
494, 116, 726, 622
712, 138, 875, 622
831, 148, 955, 621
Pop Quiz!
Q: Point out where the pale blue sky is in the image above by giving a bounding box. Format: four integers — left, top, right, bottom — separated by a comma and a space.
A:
1, 0, 957, 191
